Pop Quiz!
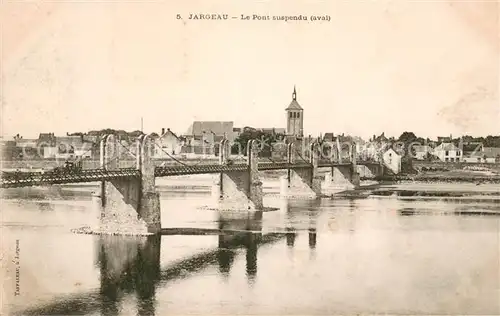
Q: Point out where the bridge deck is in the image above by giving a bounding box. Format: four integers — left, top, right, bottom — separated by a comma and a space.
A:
1, 161, 378, 188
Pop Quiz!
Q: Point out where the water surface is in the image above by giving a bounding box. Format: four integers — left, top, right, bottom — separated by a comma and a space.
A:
2, 181, 499, 315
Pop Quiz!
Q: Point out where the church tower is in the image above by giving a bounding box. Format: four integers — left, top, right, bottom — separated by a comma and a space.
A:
286, 86, 304, 138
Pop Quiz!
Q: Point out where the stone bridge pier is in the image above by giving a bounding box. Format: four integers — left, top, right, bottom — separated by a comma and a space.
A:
324, 143, 361, 191
99, 134, 161, 234
211, 139, 263, 211
280, 142, 322, 198
356, 163, 384, 179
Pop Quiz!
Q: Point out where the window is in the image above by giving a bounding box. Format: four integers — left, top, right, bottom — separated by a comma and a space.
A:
457, 151, 460, 156
477, 157, 481, 162
445, 150, 449, 156
445, 158, 449, 162
297, 112, 300, 118
289, 112, 293, 118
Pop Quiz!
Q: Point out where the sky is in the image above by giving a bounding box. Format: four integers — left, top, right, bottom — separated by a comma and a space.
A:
1, 0, 499, 140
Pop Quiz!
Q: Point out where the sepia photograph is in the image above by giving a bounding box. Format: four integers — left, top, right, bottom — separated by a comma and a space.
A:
1, 0, 499, 315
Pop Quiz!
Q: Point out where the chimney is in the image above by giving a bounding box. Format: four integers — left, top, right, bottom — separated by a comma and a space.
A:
161, 128, 165, 135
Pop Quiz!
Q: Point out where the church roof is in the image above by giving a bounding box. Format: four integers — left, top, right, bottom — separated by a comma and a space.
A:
286, 100, 303, 110
184, 121, 234, 136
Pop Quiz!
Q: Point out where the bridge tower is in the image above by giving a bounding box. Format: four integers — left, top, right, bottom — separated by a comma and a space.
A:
99, 134, 161, 234
212, 138, 263, 211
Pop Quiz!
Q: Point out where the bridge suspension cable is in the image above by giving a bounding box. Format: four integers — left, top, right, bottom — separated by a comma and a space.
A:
154, 143, 189, 167
294, 148, 310, 164
117, 141, 136, 158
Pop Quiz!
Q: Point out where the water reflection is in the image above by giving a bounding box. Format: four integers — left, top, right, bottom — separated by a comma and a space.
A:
36, 202, 55, 212
217, 211, 262, 285
8, 190, 500, 316
308, 210, 317, 262
308, 228, 317, 249
282, 200, 297, 248
286, 227, 296, 247
15, 211, 287, 316
97, 235, 161, 316
245, 231, 258, 284
398, 208, 417, 216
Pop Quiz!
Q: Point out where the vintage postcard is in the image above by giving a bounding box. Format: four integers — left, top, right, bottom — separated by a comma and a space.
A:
1, 0, 499, 315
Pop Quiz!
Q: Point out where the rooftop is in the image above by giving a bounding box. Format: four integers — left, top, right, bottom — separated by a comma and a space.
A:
185, 121, 234, 137
435, 142, 460, 151
285, 86, 303, 111
470, 147, 500, 158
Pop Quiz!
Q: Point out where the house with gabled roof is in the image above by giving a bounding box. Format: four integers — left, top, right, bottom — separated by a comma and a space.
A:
414, 145, 432, 160
433, 142, 462, 162
184, 121, 234, 142
155, 128, 182, 157
465, 147, 500, 163
383, 148, 402, 174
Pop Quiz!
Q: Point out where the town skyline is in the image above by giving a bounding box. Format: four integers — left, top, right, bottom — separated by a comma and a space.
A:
2, 1, 498, 140
3, 120, 500, 143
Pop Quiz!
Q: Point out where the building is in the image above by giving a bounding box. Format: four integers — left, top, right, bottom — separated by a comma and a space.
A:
414, 145, 432, 160
373, 132, 389, 143
37, 133, 57, 147
285, 86, 304, 139
482, 147, 500, 163
323, 133, 335, 142
461, 142, 483, 158
433, 142, 462, 162
383, 148, 402, 174
437, 135, 453, 143
0, 139, 18, 160
232, 127, 242, 140
184, 121, 234, 142
51, 135, 93, 160
180, 121, 235, 157
14, 137, 37, 149
464, 147, 500, 163
260, 128, 286, 135
155, 128, 182, 157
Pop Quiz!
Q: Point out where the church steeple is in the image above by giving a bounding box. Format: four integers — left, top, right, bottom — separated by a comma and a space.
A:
286, 85, 304, 139
286, 86, 302, 111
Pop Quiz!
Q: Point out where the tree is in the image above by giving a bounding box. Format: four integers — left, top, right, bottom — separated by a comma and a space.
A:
484, 135, 500, 147
398, 132, 418, 143
232, 129, 282, 156
397, 131, 421, 158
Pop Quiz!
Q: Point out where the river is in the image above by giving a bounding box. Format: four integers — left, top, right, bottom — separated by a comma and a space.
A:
1, 177, 499, 315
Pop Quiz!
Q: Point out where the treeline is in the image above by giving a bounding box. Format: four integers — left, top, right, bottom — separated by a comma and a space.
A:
232, 127, 285, 156
394, 132, 500, 147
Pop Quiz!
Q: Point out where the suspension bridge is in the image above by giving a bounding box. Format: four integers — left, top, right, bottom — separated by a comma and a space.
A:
1, 134, 384, 234
0, 138, 380, 189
